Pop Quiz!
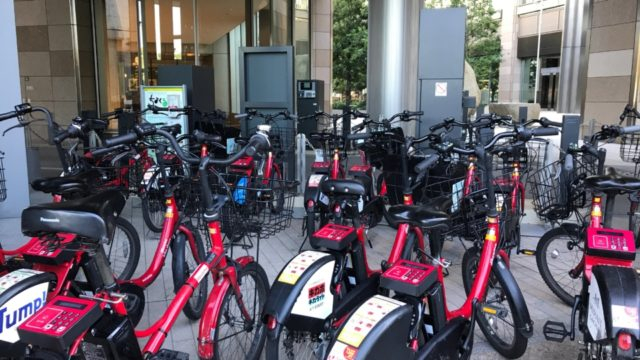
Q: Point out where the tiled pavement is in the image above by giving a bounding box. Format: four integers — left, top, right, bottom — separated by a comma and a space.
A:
5, 192, 640, 360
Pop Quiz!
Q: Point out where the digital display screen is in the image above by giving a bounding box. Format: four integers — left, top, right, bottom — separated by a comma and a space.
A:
300, 81, 312, 90
54, 300, 86, 310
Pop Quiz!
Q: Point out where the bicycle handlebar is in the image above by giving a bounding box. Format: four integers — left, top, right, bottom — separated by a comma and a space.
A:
414, 154, 439, 173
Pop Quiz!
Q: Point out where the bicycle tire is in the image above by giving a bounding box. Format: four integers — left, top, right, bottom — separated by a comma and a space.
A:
105, 217, 140, 280
305, 211, 327, 240
629, 201, 640, 247
265, 328, 326, 360
461, 247, 528, 359
535, 226, 583, 306
269, 168, 285, 214
205, 262, 269, 360
141, 169, 165, 232
172, 222, 208, 320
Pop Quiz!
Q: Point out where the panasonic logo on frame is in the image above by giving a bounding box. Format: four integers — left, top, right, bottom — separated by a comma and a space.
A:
40, 217, 60, 223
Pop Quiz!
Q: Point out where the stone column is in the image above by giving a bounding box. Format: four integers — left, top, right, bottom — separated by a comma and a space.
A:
310, 0, 332, 113
367, 0, 420, 135
0, 0, 30, 217
557, 0, 589, 114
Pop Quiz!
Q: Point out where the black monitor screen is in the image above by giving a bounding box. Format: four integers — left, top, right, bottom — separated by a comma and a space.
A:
300, 82, 312, 90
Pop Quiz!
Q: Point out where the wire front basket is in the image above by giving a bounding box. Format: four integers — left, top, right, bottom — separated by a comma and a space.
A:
214, 172, 297, 242
0, 151, 6, 202
620, 133, 640, 163
528, 153, 596, 221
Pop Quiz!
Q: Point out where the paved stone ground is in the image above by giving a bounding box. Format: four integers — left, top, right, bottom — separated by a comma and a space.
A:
5, 192, 638, 359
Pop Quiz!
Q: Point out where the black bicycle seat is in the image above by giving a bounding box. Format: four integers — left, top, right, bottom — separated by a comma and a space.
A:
584, 171, 640, 193
321, 179, 366, 197
21, 189, 127, 243
387, 205, 450, 231
31, 169, 100, 195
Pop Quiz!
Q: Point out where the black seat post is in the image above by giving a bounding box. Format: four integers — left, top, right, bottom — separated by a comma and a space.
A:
603, 191, 617, 228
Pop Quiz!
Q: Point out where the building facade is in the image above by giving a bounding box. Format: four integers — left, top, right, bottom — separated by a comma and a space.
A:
13, 0, 332, 172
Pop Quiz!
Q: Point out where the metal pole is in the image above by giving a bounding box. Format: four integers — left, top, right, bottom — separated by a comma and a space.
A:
533, 0, 543, 104
193, 0, 200, 65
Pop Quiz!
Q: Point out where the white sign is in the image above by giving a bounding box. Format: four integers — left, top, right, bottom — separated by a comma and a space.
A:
140, 85, 188, 136
435, 82, 448, 97
587, 275, 606, 340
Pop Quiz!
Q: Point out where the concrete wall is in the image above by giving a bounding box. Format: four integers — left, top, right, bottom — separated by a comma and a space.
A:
582, 0, 638, 128
310, 0, 332, 112
0, 0, 30, 218
498, 2, 521, 103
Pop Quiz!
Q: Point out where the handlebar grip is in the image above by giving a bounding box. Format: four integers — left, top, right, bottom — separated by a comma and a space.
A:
53, 130, 71, 144
414, 155, 439, 173
346, 133, 371, 141
471, 118, 492, 128
193, 129, 222, 144
539, 117, 562, 127
104, 132, 139, 147
620, 125, 640, 135
404, 111, 424, 117
0, 111, 17, 121
563, 153, 574, 173
429, 122, 447, 132
531, 127, 559, 137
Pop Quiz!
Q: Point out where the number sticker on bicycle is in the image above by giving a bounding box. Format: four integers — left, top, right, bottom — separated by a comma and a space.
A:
308, 174, 324, 188
278, 251, 329, 285
336, 295, 404, 348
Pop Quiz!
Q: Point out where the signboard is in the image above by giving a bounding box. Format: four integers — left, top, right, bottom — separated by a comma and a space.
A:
139, 85, 188, 136
435, 82, 448, 97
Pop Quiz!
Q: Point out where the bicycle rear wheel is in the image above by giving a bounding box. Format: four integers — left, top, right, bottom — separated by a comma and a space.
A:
266, 329, 326, 360
535, 226, 583, 306
203, 262, 269, 360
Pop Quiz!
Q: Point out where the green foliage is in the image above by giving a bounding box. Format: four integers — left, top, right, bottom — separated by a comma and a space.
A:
333, 0, 368, 106
425, 0, 501, 100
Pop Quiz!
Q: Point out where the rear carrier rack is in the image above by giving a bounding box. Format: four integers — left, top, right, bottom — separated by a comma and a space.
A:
311, 224, 357, 251
380, 260, 437, 297
586, 227, 636, 261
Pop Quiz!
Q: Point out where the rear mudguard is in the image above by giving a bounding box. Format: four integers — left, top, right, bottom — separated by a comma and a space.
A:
264, 251, 338, 338
304, 174, 329, 211
493, 256, 534, 338
416, 317, 473, 360
325, 294, 414, 360
587, 265, 640, 342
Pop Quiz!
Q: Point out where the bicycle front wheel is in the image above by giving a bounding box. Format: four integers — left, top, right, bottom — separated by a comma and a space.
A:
172, 222, 208, 320
204, 262, 269, 360
104, 217, 140, 280
461, 246, 528, 359
536, 226, 584, 306
141, 168, 165, 232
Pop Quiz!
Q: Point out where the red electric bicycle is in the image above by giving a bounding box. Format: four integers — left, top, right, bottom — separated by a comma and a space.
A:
541, 124, 640, 359
324, 124, 557, 360
16, 124, 272, 360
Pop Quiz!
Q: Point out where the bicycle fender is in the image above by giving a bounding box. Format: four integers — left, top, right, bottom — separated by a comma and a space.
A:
198, 273, 232, 360
325, 295, 413, 360
588, 266, 640, 341
263, 251, 336, 338
492, 256, 534, 338
304, 174, 329, 209
559, 223, 582, 236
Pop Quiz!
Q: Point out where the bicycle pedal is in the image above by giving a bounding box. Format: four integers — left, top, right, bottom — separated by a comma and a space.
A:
519, 249, 536, 256
543, 321, 569, 343
149, 349, 189, 360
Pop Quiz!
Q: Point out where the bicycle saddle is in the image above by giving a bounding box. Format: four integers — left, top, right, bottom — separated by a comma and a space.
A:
321, 179, 366, 197
31, 169, 100, 195
387, 205, 450, 231
584, 168, 640, 193
21, 189, 127, 243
